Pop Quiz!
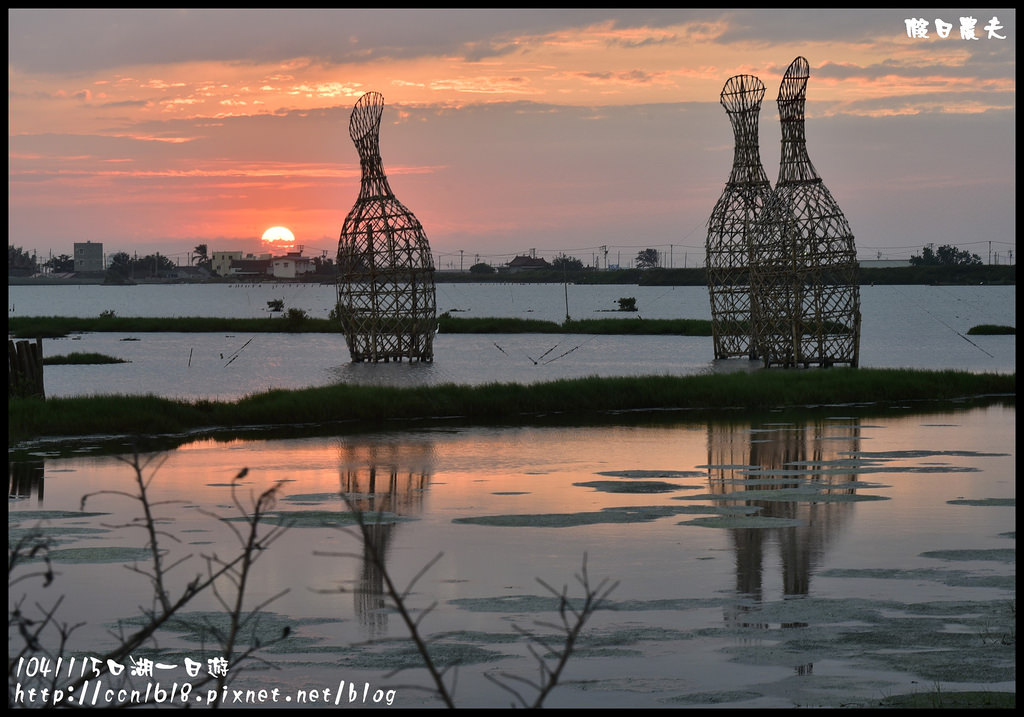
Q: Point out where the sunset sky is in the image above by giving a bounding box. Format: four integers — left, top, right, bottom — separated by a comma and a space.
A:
8, 9, 1016, 269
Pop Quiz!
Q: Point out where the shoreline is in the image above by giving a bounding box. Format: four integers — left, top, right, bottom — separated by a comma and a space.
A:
8, 262, 1018, 288
9, 368, 1016, 449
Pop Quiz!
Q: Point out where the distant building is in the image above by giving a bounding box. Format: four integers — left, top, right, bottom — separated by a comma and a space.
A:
173, 265, 207, 280
506, 255, 551, 272
270, 250, 313, 279
212, 249, 314, 279
211, 251, 243, 277
74, 241, 104, 272
858, 259, 913, 268
228, 254, 272, 278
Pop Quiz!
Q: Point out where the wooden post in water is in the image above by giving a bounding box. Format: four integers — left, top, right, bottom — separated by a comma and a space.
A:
8, 338, 45, 398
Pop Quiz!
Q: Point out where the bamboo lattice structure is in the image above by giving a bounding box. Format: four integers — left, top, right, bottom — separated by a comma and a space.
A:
706, 75, 773, 359
337, 92, 437, 363
749, 57, 861, 367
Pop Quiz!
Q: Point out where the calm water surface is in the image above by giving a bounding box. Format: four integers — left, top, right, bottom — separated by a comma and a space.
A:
8, 283, 1015, 707
9, 404, 1015, 708
7, 283, 1016, 400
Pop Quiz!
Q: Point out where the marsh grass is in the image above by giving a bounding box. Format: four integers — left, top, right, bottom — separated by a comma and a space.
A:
438, 315, 713, 335
967, 324, 1016, 335
42, 352, 128, 365
9, 314, 715, 338
9, 315, 331, 338
877, 689, 1015, 709
21, 314, 1005, 340
8, 369, 1015, 444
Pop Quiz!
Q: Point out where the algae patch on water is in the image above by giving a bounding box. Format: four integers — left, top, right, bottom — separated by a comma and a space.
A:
336, 641, 509, 670
118, 610, 345, 656
675, 489, 889, 504
878, 691, 1015, 709
947, 497, 1014, 507
9, 525, 111, 547
574, 480, 688, 494
453, 504, 756, 528
45, 546, 160, 564
919, 548, 1015, 563
449, 593, 728, 615
847, 449, 1011, 459
226, 509, 415, 528
281, 492, 344, 504
453, 511, 641, 528
712, 596, 1016, 685
665, 689, 763, 705
681, 515, 806, 529
596, 469, 706, 479
10, 509, 109, 521
818, 566, 1014, 590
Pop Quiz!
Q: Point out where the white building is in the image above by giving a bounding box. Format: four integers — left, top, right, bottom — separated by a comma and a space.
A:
211, 251, 243, 277
73, 241, 104, 272
270, 250, 313, 279
227, 253, 272, 277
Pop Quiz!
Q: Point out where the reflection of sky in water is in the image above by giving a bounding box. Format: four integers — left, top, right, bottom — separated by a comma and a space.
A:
9, 284, 1016, 401
9, 404, 1015, 708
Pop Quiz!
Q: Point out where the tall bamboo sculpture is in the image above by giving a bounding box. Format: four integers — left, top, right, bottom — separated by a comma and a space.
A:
337, 92, 437, 363
750, 57, 860, 367
706, 75, 774, 359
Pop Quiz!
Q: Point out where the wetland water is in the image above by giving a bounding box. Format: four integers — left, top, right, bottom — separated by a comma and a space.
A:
6, 283, 1017, 400
9, 404, 1015, 708
7, 283, 1016, 707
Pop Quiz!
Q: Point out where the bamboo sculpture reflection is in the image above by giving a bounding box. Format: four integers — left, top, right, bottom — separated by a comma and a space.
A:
337, 92, 437, 363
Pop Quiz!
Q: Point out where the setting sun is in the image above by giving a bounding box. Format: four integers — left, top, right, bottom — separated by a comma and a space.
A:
261, 226, 295, 248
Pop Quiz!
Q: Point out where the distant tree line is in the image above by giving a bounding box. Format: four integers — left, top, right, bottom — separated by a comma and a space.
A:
8, 245, 39, 276
466, 248, 660, 275
439, 263, 1014, 287
106, 251, 178, 280
463, 245, 993, 276
909, 244, 983, 266
7, 243, 1011, 286
191, 243, 212, 272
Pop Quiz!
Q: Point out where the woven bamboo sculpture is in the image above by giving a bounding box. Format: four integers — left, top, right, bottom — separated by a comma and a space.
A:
337, 92, 437, 363
749, 57, 861, 367
705, 75, 773, 359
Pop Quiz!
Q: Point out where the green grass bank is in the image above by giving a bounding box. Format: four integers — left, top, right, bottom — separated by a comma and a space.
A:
42, 352, 128, 365
10, 315, 1010, 339
8, 368, 1014, 444
9, 314, 712, 338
